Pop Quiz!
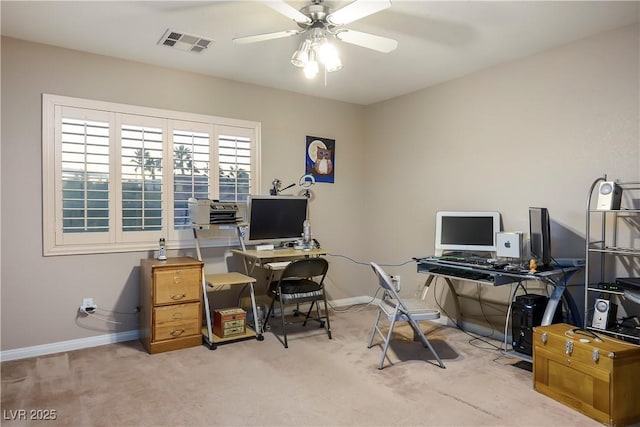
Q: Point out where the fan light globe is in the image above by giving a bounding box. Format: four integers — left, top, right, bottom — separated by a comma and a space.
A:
294, 37, 342, 77
304, 59, 319, 79
318, 41, 342, 72
291, 50, 308, 67
303, 48, 319, 78
291, 39, 311, 67
326, 59, 342, 73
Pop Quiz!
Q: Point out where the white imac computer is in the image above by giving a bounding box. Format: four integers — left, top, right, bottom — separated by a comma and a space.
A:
434, 211, 501, 256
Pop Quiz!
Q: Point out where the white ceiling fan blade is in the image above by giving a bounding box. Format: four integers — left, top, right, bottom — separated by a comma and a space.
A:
335, 29, 397, 53
261, 0, 311, 24
233, 29, 303, 44
327, 0, 391, 26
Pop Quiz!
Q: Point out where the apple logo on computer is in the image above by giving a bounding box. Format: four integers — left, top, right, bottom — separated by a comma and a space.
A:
504, 241, 511, 248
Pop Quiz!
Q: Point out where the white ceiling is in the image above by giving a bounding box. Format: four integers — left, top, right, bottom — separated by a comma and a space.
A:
2, 1, 638, 105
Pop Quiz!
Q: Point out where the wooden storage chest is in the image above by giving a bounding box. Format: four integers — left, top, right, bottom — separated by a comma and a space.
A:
533, 323, 640, 426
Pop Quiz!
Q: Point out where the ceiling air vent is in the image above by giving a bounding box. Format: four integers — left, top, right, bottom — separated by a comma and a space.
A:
158, 29, 213, 54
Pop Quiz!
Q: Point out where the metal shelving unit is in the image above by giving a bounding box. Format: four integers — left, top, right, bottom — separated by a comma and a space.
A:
584, 176, 640, 344
192, 223, 264, 349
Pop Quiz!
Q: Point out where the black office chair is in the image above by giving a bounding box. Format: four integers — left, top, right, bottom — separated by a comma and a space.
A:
264, 258, 331, 348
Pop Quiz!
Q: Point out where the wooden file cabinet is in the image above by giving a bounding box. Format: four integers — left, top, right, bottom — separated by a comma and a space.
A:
533, 323, 640, 426
140, 257, 203, 354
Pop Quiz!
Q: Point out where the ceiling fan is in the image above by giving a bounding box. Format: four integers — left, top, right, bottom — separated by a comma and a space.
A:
233, 0, 397, 78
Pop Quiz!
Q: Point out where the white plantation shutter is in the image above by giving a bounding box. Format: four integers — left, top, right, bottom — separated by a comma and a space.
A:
171, 121, 213, 234
217, 125, 255, 203
55, 106, 113, 246
43, 95, 261, 256
118, 115, 165, 243
61, 118, 110, 233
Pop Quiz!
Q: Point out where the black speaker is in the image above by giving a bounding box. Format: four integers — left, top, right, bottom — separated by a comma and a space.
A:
512, 294, 561, 356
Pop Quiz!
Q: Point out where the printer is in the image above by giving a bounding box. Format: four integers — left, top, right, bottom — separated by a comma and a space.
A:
188, 198, 241, 224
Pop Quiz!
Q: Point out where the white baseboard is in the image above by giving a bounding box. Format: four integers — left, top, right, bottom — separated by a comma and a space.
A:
265, 296, 375, 317
0, 295, 455, 362
0, 330, 140, 362
330, 296, 376, 307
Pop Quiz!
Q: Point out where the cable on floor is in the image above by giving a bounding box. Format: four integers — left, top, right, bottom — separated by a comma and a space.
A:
430, 277, 503, 352
323, 253, 413, 313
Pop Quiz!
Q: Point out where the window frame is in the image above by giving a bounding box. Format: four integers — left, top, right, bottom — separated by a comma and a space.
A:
42, 94, 261, 256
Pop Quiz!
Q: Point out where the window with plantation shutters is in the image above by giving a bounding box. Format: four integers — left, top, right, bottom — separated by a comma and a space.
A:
43, 94, 261, 256
60, 116, 110, 235
119, 118, 164, 240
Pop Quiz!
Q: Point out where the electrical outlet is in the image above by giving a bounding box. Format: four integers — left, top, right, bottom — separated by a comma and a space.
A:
390, 275, 401, 291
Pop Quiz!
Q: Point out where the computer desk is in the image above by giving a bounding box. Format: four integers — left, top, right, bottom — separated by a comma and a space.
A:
415, 257, 582, 361
232, 247, 327, 278
231, 248, 328, 317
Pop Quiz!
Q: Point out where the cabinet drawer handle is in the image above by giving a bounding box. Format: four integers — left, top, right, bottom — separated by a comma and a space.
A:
172, 312, 183, 320
171, 293, 186, 300
565, 340, 574, 355
170, 329, 185, 337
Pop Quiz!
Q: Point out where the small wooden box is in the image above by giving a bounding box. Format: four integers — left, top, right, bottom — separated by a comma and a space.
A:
533, 323, 640, 426
213, 307, 246, 338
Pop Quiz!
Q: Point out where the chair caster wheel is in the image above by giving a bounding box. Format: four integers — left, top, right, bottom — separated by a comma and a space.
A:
319, 321, 325, 328
257, 335, 265, 341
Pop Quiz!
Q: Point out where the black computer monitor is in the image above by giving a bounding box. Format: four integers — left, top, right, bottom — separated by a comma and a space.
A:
246, 195, 308, 245
529, 207, 551, 268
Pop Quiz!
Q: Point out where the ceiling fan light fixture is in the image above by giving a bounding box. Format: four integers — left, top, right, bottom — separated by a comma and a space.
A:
291, 39, 311, 67
304, 61, 319, 79
318, 40, 342, 73
303, 49, 319, 79
241, 0, 396, 80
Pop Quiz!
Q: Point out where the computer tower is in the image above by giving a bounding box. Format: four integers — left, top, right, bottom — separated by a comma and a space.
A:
512, 294, 561, 356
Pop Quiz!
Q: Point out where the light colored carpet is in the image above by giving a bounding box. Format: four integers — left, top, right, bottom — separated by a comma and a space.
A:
2, 306, 605, 426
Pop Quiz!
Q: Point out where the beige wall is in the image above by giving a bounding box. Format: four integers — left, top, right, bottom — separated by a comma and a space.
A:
362, 24, 639, 330
0, 37, 370, 351
2, 23, 639, 352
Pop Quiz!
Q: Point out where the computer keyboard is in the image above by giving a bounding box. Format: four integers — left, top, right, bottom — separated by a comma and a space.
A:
440, 254, 485, 262
265, 261, 291, 270
426, 266, 493, 282
437, 258, 491, 269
